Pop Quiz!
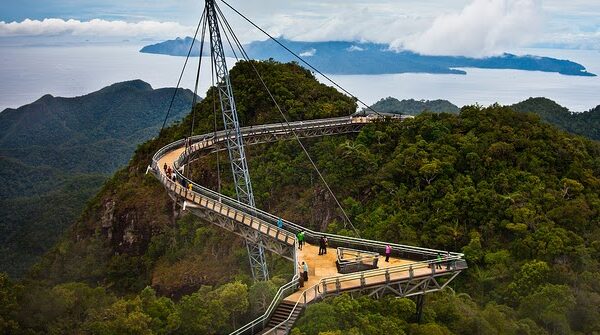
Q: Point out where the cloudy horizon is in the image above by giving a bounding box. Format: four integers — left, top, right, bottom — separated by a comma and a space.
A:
0, 0, 599, 57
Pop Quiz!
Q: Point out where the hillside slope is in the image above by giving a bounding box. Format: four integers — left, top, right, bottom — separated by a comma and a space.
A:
0, 80, 195, 276
512, 97, 600, 141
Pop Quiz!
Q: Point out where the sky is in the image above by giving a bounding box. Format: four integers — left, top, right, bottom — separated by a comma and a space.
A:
0, 0, 599, 56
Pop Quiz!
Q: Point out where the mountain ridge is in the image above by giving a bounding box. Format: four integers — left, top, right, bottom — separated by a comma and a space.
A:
0, 79, 196, 277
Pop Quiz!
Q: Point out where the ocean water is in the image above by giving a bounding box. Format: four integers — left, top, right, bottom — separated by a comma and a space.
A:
0, 44, 598, 112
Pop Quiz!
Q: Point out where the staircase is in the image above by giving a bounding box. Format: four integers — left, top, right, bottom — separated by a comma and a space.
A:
259, 301, 304, 335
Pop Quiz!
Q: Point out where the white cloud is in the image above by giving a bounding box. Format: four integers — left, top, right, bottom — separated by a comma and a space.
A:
0, 18, 192, 38
392, 0, 543, 57
299, 48, 316, 57
538, 30, 600, 50
347, 45, 366, 52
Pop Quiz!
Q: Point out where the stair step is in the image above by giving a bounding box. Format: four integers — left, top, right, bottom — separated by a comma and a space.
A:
257, 302, 305, 335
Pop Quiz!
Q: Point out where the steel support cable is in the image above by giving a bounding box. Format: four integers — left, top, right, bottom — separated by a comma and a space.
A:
218, 0, 384, 117
186, 11, 209, 178
217, 13, 239, 61
189, 12, 209, 139
160, 8, 207, 133
215, 4, 361, 237
211, 47, 222, 193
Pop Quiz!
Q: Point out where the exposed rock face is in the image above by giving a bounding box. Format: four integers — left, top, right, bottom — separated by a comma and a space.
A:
313, 187, 335, 232
101, 199, 116, 241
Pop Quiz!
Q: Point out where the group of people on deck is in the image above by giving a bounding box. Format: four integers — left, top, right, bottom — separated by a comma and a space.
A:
163, 163, 174, 180
163, 163, 192, 190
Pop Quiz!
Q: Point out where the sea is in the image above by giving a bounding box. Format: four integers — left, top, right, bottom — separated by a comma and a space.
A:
0, 44, 599, 112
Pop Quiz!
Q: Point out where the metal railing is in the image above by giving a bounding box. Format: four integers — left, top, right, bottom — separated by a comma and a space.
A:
150, 116, 466, 335
336, 247, 380, 274
263, 257, 468, 334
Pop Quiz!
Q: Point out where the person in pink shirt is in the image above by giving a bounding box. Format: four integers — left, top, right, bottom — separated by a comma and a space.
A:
385, 244, 392, 262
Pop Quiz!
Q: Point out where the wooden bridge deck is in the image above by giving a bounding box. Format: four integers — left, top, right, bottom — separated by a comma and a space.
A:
287, 243, 413, 302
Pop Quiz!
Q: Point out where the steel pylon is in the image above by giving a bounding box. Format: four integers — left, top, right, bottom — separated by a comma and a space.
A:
205, 0, 269, 281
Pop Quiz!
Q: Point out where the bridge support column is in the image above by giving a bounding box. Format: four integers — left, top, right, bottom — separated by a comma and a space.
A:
415, 294, 425, 323
247, 241, 269, 281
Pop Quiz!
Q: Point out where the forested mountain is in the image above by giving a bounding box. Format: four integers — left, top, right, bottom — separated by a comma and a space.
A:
512, 97, 600, 141
0, 80, 195, 277
1, 60, 599, 335
366, 97, 459, 115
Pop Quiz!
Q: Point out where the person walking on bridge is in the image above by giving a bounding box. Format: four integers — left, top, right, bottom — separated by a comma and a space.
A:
277, 218, 283, 229
297, 231, 304, 250
301, 261, 309, 281
385, 244, 392, 262
318, 236, 327, 255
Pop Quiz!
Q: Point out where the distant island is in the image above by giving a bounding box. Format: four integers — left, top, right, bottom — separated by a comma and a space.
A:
140, 37, 210, 57
141, 37, 596, 77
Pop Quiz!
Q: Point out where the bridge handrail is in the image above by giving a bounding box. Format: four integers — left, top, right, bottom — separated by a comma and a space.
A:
150, 118, 448, 258
174, 168, 461, 259
337, 247, 380, 264
151, 118, 463, 259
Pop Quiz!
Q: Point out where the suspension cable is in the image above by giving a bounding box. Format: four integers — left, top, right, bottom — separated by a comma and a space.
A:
211, 47, 222, 194
215, 4, 361, 237
160, 8, 206, 133
189, 11, 209, 139
185, 11, 209, 179
217, 13, 239, 61
218, 0, 383, 117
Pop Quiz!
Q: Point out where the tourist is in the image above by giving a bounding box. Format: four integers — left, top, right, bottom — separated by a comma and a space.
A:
319, 236, 326, 255
163, 163, 167, 172
385, 244, 392, 262
436, 253, 443, 269
277, 218, 283, 229
297, 231, 304, 250
298, 270, 305, 288
302, 261, 309, 281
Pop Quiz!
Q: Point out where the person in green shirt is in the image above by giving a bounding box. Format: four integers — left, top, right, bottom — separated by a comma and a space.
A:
297, 231, 305, 250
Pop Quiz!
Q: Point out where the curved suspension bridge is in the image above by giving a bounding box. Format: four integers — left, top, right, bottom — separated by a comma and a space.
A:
148, 0, 467, 333
149, 116, 467, 334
